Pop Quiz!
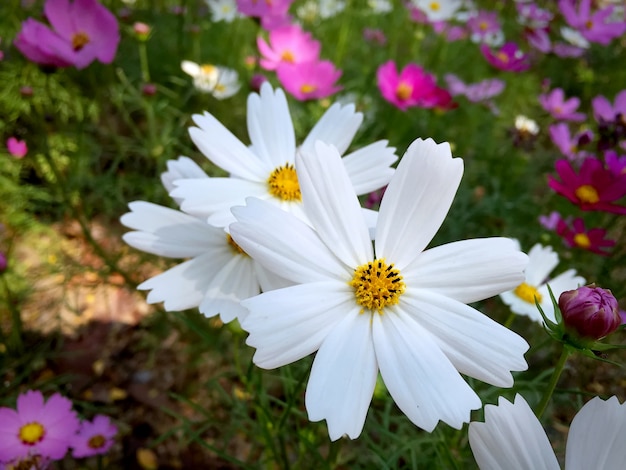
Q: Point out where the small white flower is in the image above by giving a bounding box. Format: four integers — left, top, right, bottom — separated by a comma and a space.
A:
469, 394, 626, 470
412, 0, 463, 22
318, 0, 346, 18
368, 0, 392, 13
561, 26, 590, 49
500, 243, 585, 324
205, 0, 241, 22
181, 60, 241, 99
230, 138, 529, 440
515, 115, 540, 136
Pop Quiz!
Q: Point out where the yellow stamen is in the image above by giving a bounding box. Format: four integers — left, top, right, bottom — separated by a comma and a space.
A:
72, 32, 90, 51
479, 21, 488, 31
429, 1, 440, 11
496, 52, 510, 63
574, 233, 591, 248
349, 259, 405, 314
88, 434, 106, 449
267, 163, 301, 201
575, 184, 599, 204
281, 50, 295, 63
395, 82, 412, 101
513, 282, 542, 304
227, 234, 246, 255
201, 64, 217, 75
300, 84, 317, 94
19, 422, 45, 445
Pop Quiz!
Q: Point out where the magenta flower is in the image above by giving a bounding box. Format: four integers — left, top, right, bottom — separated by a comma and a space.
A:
556, 217, 615, 255
549, 157, 626, 214
467, 10, 502, 45
237, 0, 293, 30
516, 2, 553, 29
14, 0, 120, 69
548, 123, 592, 162
525, 28, 552, 53
559, 0, 626, 45
0, 251, 7, 273
376, 61, 438, 111
71, 415, 117, 458
480, 42, 531, 72
444, 74, 505, 103
0, 390, 79, 462
363, 28, 387, 45
559, 285, 621, 339
592, 90, 626, 123
257, 24, 320, 71
276, 60, 342, 101
605, 150, 626, 176
539, 88, 585, 121
6, 137, 28, 158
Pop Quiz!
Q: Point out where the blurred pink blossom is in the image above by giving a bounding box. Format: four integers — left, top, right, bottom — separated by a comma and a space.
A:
237, 0, 293, 30
7, 137, 28, 158
556, 216, 615, 255
363, 28, 387, 45
592, 90, 626, 123
276, 60, 342, 100
548, 123, 592, 162
376, 61, 444, 111
559, 0, 626, 45
480, 42, 531, 72
539, 88, 586, 121
257, 24, 320, 71
444, 74, 505, 103
71, 415, 117, 458
467, 10, 502, 45
14, 0, 120, 69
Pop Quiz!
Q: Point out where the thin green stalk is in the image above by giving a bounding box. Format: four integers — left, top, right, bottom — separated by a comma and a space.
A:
2, 275, 23, 354
138, 42, 151, 83
503, 312, 516, 329
535, 346, 571, 419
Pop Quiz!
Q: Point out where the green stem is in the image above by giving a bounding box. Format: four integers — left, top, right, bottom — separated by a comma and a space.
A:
503, 312, 516, 329
2, 275, 23, 353
138, 42, 151, 83
535, 346, 571, 419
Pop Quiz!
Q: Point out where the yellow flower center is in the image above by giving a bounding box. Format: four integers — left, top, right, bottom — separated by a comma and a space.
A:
267, 163, 301, 201
300, 83, 317, 94
574, 233, 591, 248
72, 32, 90, 51
496, 51, 510, 63
513, 282, 542, 304
19, 422, 45, 445
429, 1, 440, 11
201, 64, 217, 75
349, 259, 405, 314
227, 234, 246, 255
281, 50, 295, 63
575, 184, 599, 204
88, 434, 106, 449
395, 82, 412, 101
479, 21, 488, 31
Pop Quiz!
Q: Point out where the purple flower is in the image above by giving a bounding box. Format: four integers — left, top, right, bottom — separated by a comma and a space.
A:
467, 10, 502, 45
559, 285, 621, 339
14, 0, 120, 69
71, 415, 117, 458
539, 88, 586, 121
559, 0, 626, 45
525, 28, 552, 53
516, 2, 553, 29
444, 74, 504, 103
0, 390, 79, 462
0, 251, 6, 272
538, 211, 562, 231
605, 150, 626, 176
6, 137, 28, 158
480, 42, 531, 72
592, 90, 626, 123
548, 123, 593, 162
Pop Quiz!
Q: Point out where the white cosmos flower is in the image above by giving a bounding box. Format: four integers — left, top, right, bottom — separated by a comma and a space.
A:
469, 394, 626, 470
121, 157, 289, 322
500, 242, 585, 324
171, 82, 397, 228
181, 61, 241, 99
205, 0, 241, 22
412, 0, 463, 22
229, 138, 529, 440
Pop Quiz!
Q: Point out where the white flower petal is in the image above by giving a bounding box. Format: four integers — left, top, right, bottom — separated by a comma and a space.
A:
181, 60, 201, 77
301, 102, 363, 156
375, 138, 464, 269
403, 289, 529, 387
296, 141, 373, 267
190, 112, 269, 180
500, 290, 542, 322
230, 197, 349, 284
340, 140, 397, 195
526, 244, 559, 286
161, 156, 208, 196
565, 396, 626, 470
247, 83, 296, 168
305, 310, 377, 441
171, 177, 267, 222
372, 310, 481, 431
241, 281, 354, 369
403, 238, 528, 304
121, 201, 221, 258
469, 395, 560, 470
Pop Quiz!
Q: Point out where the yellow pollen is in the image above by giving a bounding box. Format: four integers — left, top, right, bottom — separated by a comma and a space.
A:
72, 32, 90, 51
300, 83, 317, 94
88, 434, 106, 449
227, 234, 246, 255
349, 259, 405, 314
496, 52, 510, 63
429, 1, 440, 11
574, 233, 591, 248
281, 50, 295, 63
479, 21, 488, 31
201, 64, 217, 75
513, 282, 542, 304
267, 163, 301, 201
19, 422, 45, 445
396, 82, 412, 101
585, 20, 593, 29
575, 185, 599, 204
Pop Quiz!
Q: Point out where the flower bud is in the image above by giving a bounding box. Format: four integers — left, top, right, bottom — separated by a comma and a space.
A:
133, 22, 151, 41
559, 285, 621, 339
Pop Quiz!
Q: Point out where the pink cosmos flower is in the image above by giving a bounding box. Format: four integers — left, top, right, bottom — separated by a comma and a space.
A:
6, 137, 28, 158
556, 217, 615, 255
363, 28, 387, 45
592, 90, 626, 123
480, 42, 531, 72
376, 61, 438, 111
237, 0, 293, 30
605, 150, 626, 176
444, 74, 505, 103
467, 11, 503, 45
538, 211, 562, 231
71, 415, 117, 458
548, 123, 592, 162
559, 0, 626, 45
0, 390, 79, 462
548, 157, 626, 214
276, 60, 342, 101
14, 0, 120, 69
257, 24, 320, 71
539, 88, 585, 121
516, 2, 553, 29
525, 28, 552, 53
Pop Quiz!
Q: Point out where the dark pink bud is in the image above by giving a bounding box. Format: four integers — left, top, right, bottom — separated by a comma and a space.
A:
141, 83, 157, 96
0, 252, 6, 273
250, 74, 267, 92
559, 285, 621, 339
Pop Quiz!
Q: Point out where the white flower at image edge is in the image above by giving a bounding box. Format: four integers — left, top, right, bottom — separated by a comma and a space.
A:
230, 138, 530, 440
500, 242, 585, 324
171, 82, 397, 228
469, 394, 626, 470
